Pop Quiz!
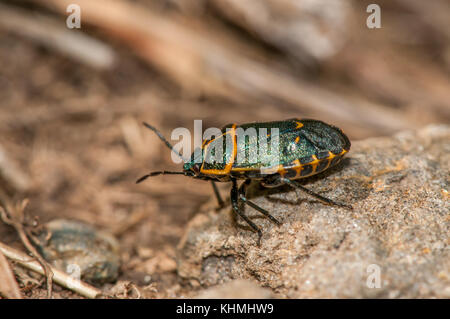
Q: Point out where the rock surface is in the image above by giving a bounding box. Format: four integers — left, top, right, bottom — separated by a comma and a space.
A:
177, 125, 449, 298
195, 279, 272, 299
35, 219, 121, 285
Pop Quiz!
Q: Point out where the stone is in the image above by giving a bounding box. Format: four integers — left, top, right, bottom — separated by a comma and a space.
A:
177, 125, 450, 298
34, 219, 121, 285
195, 279, 272, 299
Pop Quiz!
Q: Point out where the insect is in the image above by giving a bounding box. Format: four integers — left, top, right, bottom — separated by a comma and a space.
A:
137, 119, 352, 245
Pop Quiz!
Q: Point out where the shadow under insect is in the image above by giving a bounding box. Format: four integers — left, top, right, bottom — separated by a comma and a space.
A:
227, 158, 354, 236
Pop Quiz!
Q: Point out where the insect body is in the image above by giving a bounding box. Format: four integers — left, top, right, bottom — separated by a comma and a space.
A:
137, 119, 351, 245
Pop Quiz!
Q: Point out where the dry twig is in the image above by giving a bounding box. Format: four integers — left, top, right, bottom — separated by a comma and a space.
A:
0, 249, 23, 298
0, 241, 101, 299
0, 198, 54, 298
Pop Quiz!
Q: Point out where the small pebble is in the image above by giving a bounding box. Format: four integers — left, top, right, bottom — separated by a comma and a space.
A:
34, 219, 121, 285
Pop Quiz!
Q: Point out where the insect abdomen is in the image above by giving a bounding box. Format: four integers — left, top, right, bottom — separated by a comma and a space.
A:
199, 119, 350, 180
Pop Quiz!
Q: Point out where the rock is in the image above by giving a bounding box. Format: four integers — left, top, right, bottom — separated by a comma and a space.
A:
195, 279, 272, 299
34, 219, 121, 285
176, 125, 450, 298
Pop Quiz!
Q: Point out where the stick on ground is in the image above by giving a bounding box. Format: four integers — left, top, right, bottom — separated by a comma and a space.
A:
0, 241, 102, 299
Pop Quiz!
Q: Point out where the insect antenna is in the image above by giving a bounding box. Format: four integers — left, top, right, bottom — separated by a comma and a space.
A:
137, 122, 191, 183
136, 171, 186, 184
142, 122, 186, 160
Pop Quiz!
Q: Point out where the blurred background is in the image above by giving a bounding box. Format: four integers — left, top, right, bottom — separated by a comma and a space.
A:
0, 0, 449, 297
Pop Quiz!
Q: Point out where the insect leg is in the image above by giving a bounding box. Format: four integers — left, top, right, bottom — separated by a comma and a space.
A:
231, 178, 262, 245
210, 181, 225, 208
280, 178, 353, 210
238, 179, 281, 225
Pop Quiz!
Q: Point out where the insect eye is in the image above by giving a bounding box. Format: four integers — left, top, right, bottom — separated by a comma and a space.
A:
191, 164, 200, 174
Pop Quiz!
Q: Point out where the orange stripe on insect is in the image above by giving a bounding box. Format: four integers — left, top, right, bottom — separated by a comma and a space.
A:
295, 121, 304, 129
200, 124, 237, 175
277, 165, 287, 177
324, 151, 336, 170
291, 159, 302, 178
309, 155, 320, 174
231, 166, 259, 172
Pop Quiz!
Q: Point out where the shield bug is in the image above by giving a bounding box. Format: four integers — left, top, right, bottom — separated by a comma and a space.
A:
137, 119, 352, 245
